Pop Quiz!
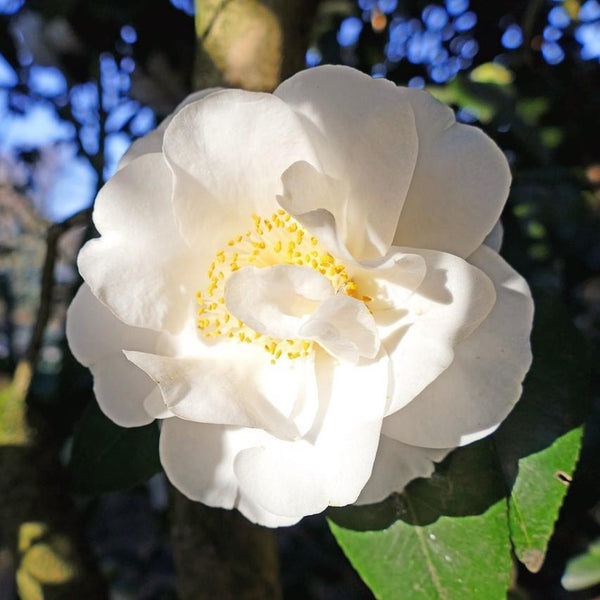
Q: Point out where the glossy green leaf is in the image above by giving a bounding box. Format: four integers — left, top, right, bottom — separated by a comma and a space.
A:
493, 290, 588, 572
329, 442, 512, 600
329, 290, 588, 599
69, 401, 161, 494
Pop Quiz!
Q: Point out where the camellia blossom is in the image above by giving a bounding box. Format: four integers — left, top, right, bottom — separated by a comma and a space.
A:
66, 65, 533, 527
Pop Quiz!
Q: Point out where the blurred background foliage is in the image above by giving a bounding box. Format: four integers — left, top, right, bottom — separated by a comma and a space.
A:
0, 0, 598, 598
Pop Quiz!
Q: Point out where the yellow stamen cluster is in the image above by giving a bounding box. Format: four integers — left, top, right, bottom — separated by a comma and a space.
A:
196, 210, 369, 363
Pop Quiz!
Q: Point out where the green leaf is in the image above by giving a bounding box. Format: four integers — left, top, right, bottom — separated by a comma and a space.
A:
329, 290, 588, 599
493, 290, 588, 572
69, 401, 161, 494
329, 442, 512, 600
562, 539, 600, 591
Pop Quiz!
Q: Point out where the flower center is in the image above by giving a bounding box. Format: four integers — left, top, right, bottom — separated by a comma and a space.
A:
196, 210, 371, 363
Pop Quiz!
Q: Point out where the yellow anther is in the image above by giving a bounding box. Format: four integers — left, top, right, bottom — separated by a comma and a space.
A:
195, 210, 362, 364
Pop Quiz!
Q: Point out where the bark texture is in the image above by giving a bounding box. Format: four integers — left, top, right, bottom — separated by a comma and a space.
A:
170, 489, 282, 600
194, 0, 320, 91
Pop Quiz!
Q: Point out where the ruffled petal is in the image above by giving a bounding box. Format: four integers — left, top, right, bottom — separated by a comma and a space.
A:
126, 341, 319, 440
346, 250, 427, 312
382, 246, 534, 448
356, 436, 451, 505
235, 496, 302, 527
79, 153, 197, 333
275, 65, 418, 260
118, 89, 221, 169
159, 419, 303, 526
393, 89, 511, 258
382, 248, 497, 415
484, 220, 504, 252
299, 295, 380, 362
159, 420, 264, 510
224, 265, 333, 339
234, 349, 390, 517
162, 89, 319, 252
66, 284, 159, 426
278, 161, 355, 263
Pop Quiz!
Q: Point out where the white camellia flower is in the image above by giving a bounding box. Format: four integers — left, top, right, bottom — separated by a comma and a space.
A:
66, 66, 534, 527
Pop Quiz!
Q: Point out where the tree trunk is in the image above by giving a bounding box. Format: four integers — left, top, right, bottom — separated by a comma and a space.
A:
170, 488, 281, 600
169, 2, 321, 597
193, 0, 320, 91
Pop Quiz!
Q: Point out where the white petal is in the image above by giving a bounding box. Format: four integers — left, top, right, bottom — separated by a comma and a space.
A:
300, 295, 380, 362
126, 341, 319, 440
383, 248, 497, 415
234, 349, 390, 517
224, 265, 333, 340
275, 66, 418, 260
118, 88, 221, 169
346, 250, 427, 312
235, 496, 302, 528
79, 153, 197, 333
66, 284, 158, 426
162, 89, 319, 251
278, 161, 355, 263
484, 220, 504, 252
159, 420, 266, 510
159, 419, 303, 527
383, 246, 533, 448
356, 436, 451, 505
234, 442, 330, 517
393, 89, 511, 258
143, 387, 174, 419
125, 352, 257, 428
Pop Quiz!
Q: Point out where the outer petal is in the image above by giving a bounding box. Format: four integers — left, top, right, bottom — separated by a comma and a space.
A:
484, 220, 504, 252
382, 248, 497, 414
356, 436, 451, 505
66, 284, 158, 426
275, 65, 418, 260
126, 340, 319, 440
159, 420, 261, 510
118, 88, 221, 169
393, 89, 511, 258
383, 245, 534, 448
233, 349, 390, 518
79, 153, 197, 333
162, 89, 319, 252
159, 419, 302, 527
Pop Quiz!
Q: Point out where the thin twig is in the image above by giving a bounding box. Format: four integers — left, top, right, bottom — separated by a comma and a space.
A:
24, 207, 92, 368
